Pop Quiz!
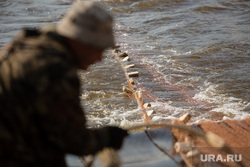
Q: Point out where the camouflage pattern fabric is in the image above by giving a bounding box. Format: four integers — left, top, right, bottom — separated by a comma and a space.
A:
0, 27, 110, 167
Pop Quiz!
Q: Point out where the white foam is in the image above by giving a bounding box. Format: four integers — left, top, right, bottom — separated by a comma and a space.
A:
194, 81, 250, 121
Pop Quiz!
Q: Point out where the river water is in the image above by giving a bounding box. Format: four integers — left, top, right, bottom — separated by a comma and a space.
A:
1, 0, 250, 136
1, 0, 249, 166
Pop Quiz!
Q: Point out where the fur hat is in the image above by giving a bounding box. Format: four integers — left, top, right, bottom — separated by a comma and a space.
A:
56, 1, 115, 49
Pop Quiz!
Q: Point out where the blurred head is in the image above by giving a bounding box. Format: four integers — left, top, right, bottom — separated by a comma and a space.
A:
56, 1, 115, 69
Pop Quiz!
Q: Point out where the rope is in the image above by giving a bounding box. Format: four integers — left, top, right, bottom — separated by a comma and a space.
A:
126, 123, 205, 137
81, 123, 204, 167
126, 123, 244, 167
144, 130, 182, 167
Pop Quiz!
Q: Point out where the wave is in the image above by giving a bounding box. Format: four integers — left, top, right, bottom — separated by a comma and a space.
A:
193, 5, 228, 13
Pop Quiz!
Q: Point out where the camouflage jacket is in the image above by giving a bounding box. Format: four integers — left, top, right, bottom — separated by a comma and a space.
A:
0, 26, 109, 166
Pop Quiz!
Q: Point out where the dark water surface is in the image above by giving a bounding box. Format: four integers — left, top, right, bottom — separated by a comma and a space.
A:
1, 0, 249, 166
84, 0, 250, 126
1, 0, 250, 165
1, 0, 249, 125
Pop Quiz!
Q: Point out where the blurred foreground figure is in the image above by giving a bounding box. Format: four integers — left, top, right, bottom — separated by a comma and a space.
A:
0, 2, 127, 167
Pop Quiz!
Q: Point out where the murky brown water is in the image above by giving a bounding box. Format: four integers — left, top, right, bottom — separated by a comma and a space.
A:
0, 0, 250, 160
1, 0, 249, 166
1, 0, 249, 125
82, 0, 250, 126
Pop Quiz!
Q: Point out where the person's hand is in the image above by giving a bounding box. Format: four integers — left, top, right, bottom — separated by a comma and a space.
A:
105, 126, 128, 150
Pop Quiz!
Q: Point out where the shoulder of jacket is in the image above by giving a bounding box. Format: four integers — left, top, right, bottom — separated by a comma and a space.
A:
18, 25, 65, 44
0, 25, 70, 64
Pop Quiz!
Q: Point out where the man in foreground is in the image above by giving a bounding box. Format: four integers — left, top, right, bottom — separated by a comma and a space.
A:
0, 2, 127, 166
